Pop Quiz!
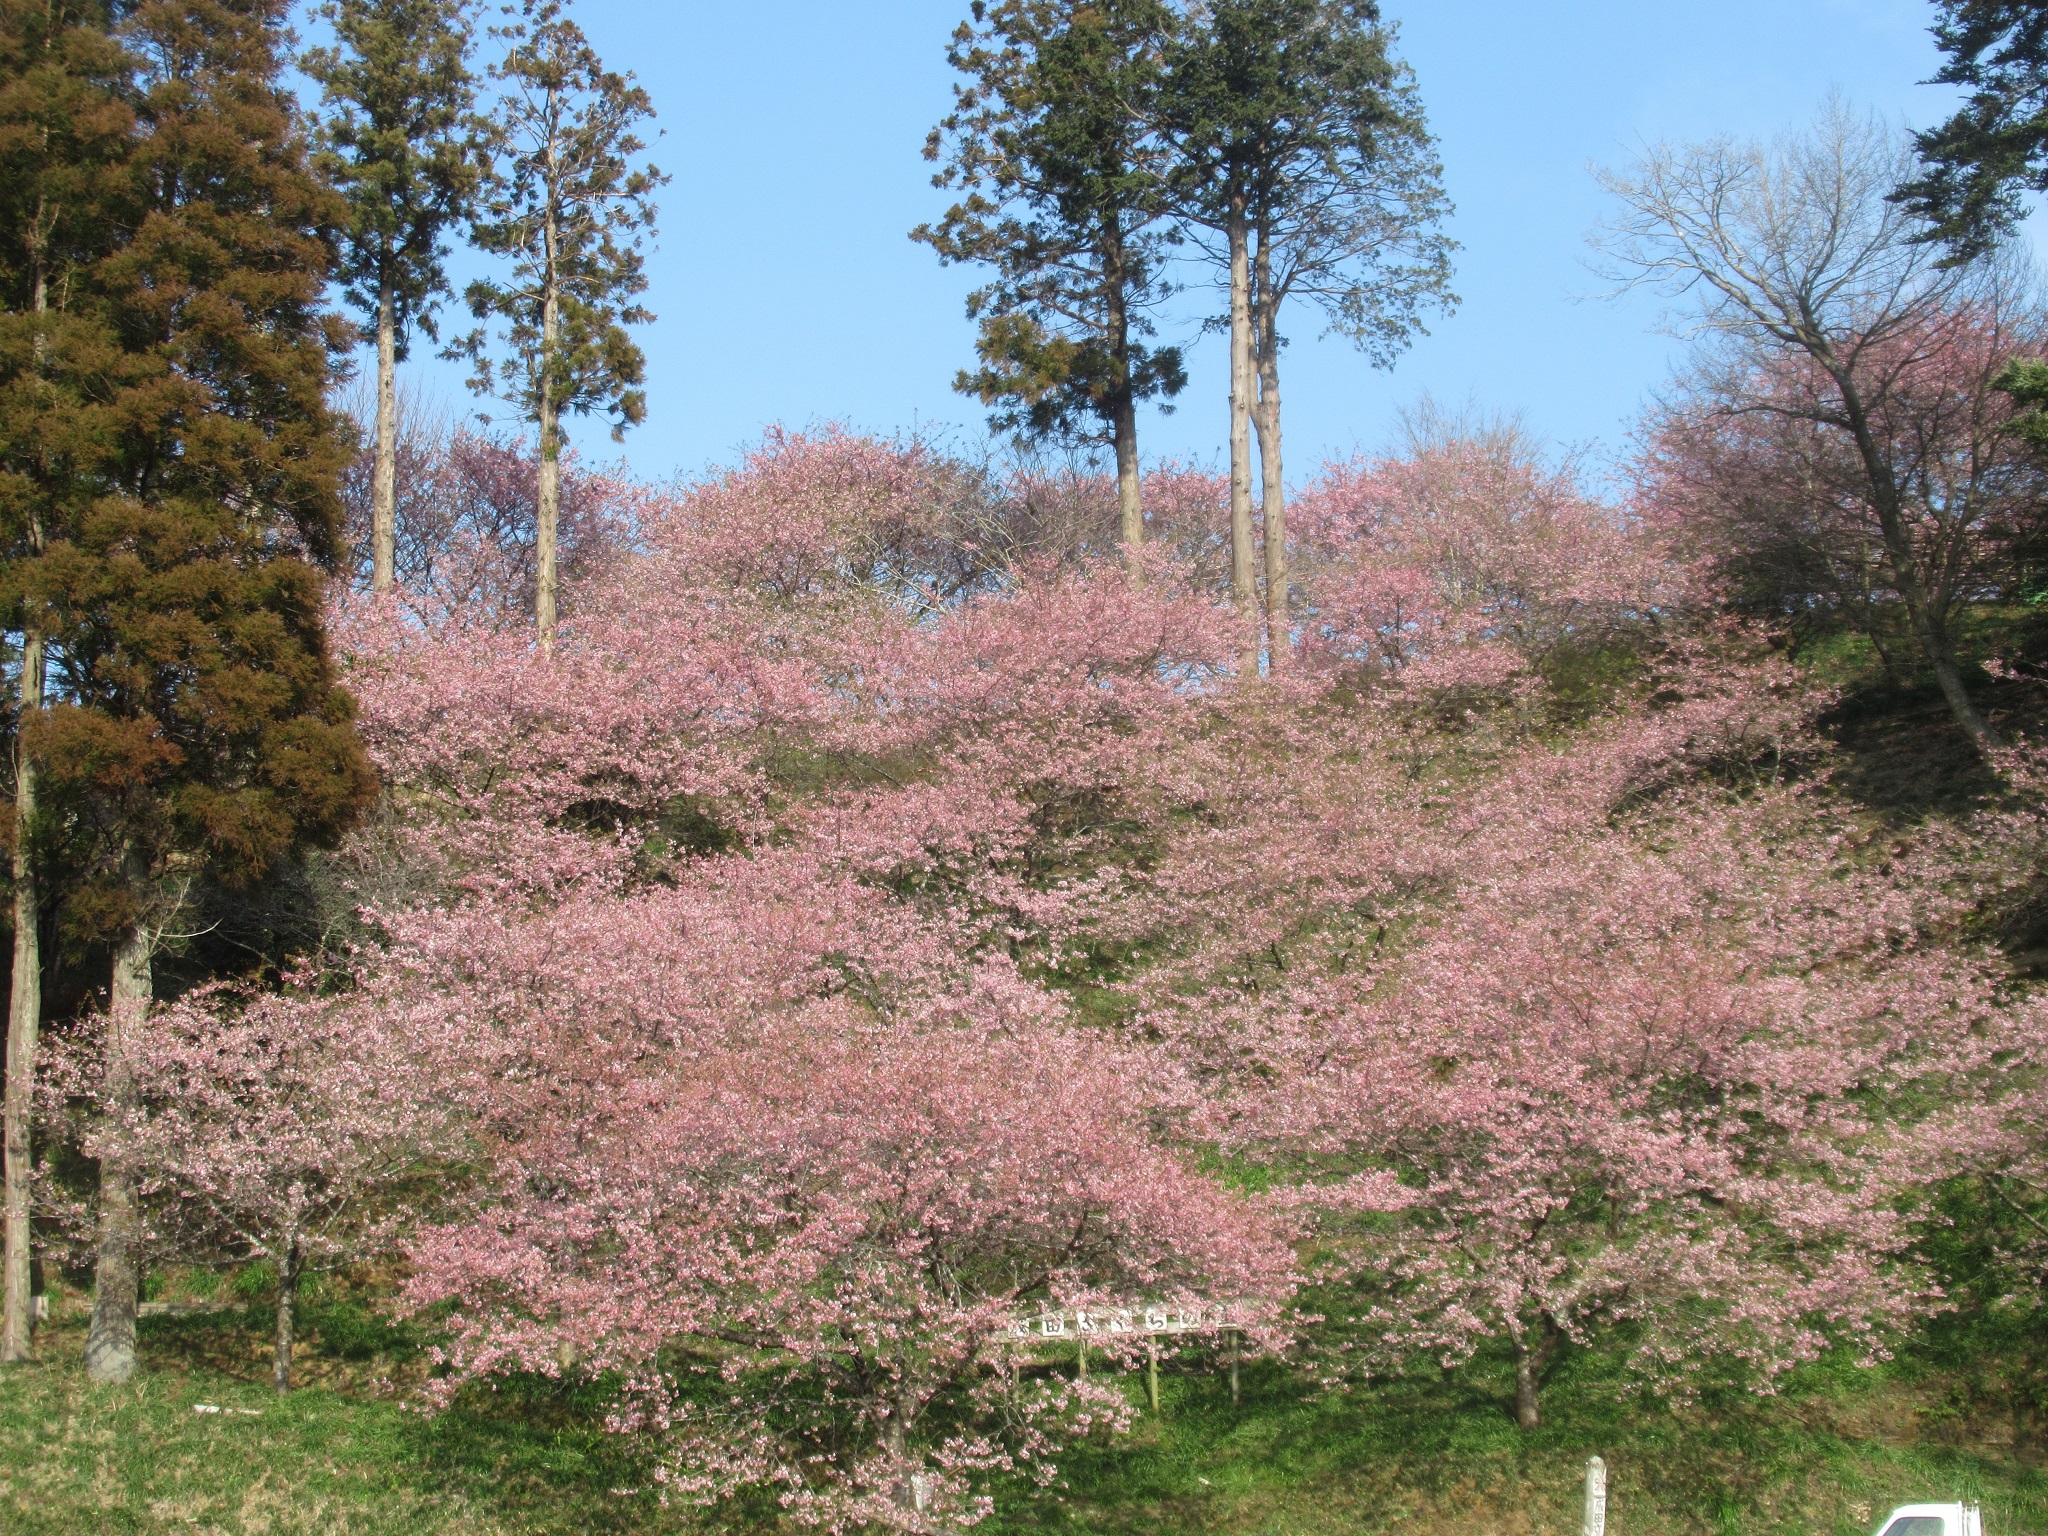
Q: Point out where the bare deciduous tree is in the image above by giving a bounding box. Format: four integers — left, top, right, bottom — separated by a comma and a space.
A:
1597, 101, 2032, 747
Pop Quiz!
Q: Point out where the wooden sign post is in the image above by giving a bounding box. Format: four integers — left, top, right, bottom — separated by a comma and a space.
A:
999, 1302, 1244, 1416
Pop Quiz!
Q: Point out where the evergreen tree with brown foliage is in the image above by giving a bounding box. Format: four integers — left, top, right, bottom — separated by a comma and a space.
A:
0, 0, 377, 1384
0, 0, 134, 1366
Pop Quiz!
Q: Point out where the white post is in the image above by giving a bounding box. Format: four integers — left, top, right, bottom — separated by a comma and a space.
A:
1582, 1456, 1608, 1536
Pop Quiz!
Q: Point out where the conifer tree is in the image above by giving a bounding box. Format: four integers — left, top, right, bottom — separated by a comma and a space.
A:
0, 0, 132, 1365
1162, 0, 1451, 659
916, 0, 1185, 555
453, 0, 663, 651
1895, 2, 2048, 261
303, 0, 481, 594
24, 0, 379, 1385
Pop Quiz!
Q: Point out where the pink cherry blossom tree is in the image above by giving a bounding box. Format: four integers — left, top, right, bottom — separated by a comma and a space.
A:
91, 412, 2036, 1504
1128, 648, 2011, 1426
1636, 307, 2048, 699
47, 980, 457, 1391
311, 434, 1284, 1526
328, 841, 1289, 1528
1287, 420, 1676, 694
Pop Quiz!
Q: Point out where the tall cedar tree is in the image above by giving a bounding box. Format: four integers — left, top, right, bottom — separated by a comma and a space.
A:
452, 0, 663, 652
1895, 2, 2048, 261
304, 0, 481, 594
1162, 0, 1451, 662
23, 0, 377, 1384
916, 0, 1186, 554
0, 0, 132, 1365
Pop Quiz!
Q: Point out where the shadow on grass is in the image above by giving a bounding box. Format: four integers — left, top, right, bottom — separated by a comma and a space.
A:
985, 1345, 2048, 1536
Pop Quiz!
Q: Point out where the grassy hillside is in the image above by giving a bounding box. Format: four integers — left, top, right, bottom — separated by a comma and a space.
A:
0, 1290, 2043, 1536
7, 625, 2047, 1536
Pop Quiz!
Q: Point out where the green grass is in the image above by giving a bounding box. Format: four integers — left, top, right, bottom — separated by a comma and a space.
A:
0, 1297, 688, 1535
2, 1294, 2045, 1536
990, 1348, 2048, 1536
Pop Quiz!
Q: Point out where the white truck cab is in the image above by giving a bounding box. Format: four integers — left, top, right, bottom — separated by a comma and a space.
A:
1874, 1504, 1984, 1536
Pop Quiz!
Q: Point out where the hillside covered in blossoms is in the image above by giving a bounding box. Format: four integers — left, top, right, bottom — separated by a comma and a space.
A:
7, 2, 2048, 1535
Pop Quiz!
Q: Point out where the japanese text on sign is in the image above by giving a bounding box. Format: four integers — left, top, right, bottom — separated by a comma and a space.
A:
1002, 1304, 1236, 1340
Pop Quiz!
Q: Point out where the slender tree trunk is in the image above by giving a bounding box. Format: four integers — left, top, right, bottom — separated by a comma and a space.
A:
537, 148, 563, 652
1832, 365, 1998, 747
5, 250, 52, 1365
1902, 591, 1994, 744
1227, 202, 1258, 675
885, 1389, 927, 1517
1252, 232, 1286, 666
2, 632, 44, 1365
1104, 237, 1144, 559
1111, 391, 1142, 551
536, 372, 560, 652
272, 1235, 300, 1394
371, 261, 398, 594
85, 885, 151, 1385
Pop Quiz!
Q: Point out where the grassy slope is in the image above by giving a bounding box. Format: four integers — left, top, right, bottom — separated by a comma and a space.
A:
0, 1305, 669, 1536
1015, 1353, 2046, 1536
1, 1303, 2044, 1536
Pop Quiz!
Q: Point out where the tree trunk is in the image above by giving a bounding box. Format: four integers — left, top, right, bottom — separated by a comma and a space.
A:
1252, 231, 1286, 665
1832, 363, 1998, 747
5, 248, 52, 1365
1111, 390, 1142, 546
1227, 201, 1258, 676
272, 1236, 299, 1394
85, 894, 151, 1385
537, 157, 563, 652
884, 1389, 928, 1518
536, 124, 569, 655
1103, 235, 1144, 559
1513, 1344, 1541, 1429
2, 630, 44, 1364
1509, 1317, 1559, 1431
1909, 605, 1992, 743
537, 381, 560, 652
371, 262, 398, 594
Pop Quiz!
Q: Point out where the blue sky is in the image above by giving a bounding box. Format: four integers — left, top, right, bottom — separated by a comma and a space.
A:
337, 0, 1980, 485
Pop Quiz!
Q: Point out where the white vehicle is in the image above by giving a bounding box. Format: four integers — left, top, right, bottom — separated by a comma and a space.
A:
1874, 1503, 1984, 1536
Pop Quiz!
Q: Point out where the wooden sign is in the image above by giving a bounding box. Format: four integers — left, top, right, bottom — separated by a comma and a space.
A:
1002, 1304, 1237, 1340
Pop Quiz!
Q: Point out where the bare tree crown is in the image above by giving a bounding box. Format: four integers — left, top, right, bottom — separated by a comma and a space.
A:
1593, 101, 1973, 358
